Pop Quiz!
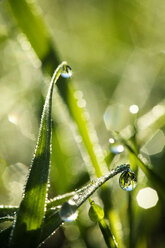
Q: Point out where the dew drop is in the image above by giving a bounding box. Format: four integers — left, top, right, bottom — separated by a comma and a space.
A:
61, 64, 72, 78
109, 138, 124, 154
60, 199, 78, 222
119, 170, 137, 191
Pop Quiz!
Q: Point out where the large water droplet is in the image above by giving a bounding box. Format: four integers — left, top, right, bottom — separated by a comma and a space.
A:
61, 64, 72, 78
119, 170, 137, 191
109, 138, 124, 154
60, 199, 78, 222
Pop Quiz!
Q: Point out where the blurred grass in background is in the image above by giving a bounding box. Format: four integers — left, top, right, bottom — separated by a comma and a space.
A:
0, 0, 165, 247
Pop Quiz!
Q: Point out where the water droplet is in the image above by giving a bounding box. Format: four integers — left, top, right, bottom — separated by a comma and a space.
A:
73, 194, 79, 201
109, 138, 124, 154
60, 199, 78, 222
119, 170, 137, 191
61, 64, 72, 78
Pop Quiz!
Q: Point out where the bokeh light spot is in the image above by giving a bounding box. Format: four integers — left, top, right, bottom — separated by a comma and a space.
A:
129, 104, 139, 114
136, 187, 159, 209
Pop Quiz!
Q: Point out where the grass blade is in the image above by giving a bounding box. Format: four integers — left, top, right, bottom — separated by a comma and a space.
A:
89, 200, 117, 248
1, 165, 130, 246
7, 0, 59, 64
108, 210, 125, 248
0, 206, 17, 218
8, 0, 107, 178
126, 143, 165, 198
99, 220, 117, 248
40, 164, 130, 244
9, 62, 66, 248
0, 227, 12, 248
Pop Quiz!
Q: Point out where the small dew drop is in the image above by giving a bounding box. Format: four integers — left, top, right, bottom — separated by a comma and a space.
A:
60, 199, 78, 222
61, 64, 72, 78
119, 170, 137, 191
73, 194, 79, 201
109, 138, 124, 154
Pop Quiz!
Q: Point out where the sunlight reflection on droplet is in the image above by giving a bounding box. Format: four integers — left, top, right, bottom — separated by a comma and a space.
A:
129, 104, 139, 114
8, 114, 18, 125
60, 199, 78, 222
119, 170, 137, 191
136, 187, 159, 209
109, 138, 124, 154
61, 64, 72, 78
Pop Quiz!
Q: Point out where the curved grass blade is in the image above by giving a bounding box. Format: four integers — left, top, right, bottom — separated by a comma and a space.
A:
9, 62, 66, 248
0, 165, 130, 246
8, 0, 107, 178
38, 165, 130, 245
73, 164, 129, 208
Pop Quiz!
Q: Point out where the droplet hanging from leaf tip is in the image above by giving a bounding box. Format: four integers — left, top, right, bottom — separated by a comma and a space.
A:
60, 199, 78, 222
60, 63, 72, 78
119, 170, 137, 191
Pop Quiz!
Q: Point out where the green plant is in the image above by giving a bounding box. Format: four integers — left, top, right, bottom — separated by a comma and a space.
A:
0, 60, 165, 247
0, 62, 137, 247
1, 1, 165, 248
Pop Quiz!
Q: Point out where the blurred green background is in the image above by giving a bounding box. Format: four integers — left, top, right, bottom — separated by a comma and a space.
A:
0, 0, 165, 247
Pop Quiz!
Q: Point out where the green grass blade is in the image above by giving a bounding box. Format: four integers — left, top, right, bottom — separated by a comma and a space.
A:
9, 62, 65, 248
64, 83, 106, 177
7, 0, 107, 178
88, 200, 117, 248
0, 227, 12, 248
47, 192, 76, 209
74, 164, 129, 208
40, 164, 130, 245
40, 210, 62, 244
132, 153, 165, 198
0, 206, 17, 218
99, 219, 117, 248
0, 216, 14, 223
108, 210, 125, 248
7, 0, 59, 64
1, 165, 130, 245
